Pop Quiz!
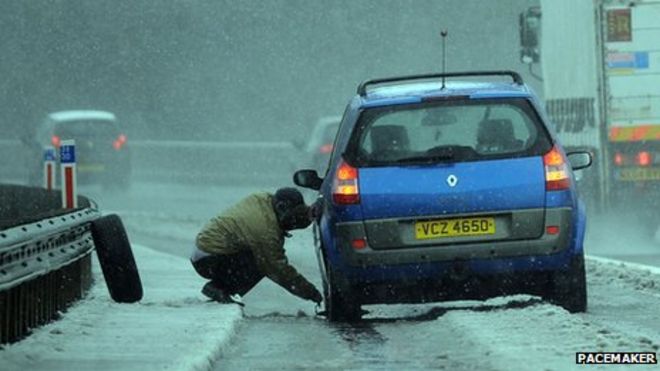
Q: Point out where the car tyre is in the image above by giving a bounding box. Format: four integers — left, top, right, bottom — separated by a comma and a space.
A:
91, 214, 143, 303
545, 254, 587, 313
323, 260, 362, 322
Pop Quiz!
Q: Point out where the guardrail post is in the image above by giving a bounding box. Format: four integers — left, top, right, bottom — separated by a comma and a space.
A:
0, 290, 5, 343
59, 140, 77, 208
43, 146, 56, 191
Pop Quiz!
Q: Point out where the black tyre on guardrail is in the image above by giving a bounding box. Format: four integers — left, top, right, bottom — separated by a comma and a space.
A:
91, 214, 143, 303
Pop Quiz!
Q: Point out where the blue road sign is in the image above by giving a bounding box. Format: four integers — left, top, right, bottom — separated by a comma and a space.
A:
60, 141, 76, 164
44, 147, 56, 162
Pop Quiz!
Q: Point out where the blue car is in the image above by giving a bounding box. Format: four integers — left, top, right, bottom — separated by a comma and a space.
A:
294, 71, 592, 321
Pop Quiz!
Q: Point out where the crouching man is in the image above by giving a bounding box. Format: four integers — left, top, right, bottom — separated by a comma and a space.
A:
190, 187, 322, 306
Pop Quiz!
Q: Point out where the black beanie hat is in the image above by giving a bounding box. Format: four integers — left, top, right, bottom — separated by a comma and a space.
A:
273, 187, 310, 231
274, 187, 304, 212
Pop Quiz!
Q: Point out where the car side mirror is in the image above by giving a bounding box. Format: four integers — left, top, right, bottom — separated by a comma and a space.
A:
293, 169, 323, 190
567, 151, 593, 171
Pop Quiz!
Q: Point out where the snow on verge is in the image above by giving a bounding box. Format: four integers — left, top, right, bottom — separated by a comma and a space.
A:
437, 299, 658, 371
587, 255, 660, 296
0, 244, 243, 371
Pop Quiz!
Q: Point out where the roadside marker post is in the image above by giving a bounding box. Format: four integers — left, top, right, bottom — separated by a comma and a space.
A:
43, 146, 56, 191
59, 140, 78, 208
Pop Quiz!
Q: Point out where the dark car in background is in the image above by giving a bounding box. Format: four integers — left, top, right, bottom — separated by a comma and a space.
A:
294, 71, 593, 321
303, 116, 341, 175
36, 110, 131, 188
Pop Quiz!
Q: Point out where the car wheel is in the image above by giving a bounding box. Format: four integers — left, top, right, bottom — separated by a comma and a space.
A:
544, 254, 587, 313
323, 257, 362, 322
91, 214, 143, 303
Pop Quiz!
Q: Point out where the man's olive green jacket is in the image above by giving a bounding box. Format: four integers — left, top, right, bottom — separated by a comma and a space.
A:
196, 193, 320, 302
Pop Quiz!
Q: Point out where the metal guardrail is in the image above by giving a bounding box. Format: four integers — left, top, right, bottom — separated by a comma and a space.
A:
0, 185, 101, 344
0, 208, 100, 291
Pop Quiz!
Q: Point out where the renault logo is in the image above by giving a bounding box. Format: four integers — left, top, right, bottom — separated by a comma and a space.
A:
447, 174, 458, 187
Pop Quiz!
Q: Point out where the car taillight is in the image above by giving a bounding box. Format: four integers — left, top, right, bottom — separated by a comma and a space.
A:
614, 152, 624, 166
543, 145, 570, 191
351, 238, 367, 250
319, 144, 333, 154
332, 160, 359, 204
113, 133, 127, 150
51, 135, 61, 148
636, 151, 652, 166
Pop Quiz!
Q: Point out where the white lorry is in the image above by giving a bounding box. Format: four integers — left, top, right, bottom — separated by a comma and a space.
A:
521, 0, 660, 229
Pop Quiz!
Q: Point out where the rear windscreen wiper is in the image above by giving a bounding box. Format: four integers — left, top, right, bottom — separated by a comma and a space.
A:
395, 154, 455, 164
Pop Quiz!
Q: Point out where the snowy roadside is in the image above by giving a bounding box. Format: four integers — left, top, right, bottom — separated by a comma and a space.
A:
354, 258, 660, 371
433, 257, 660, 370
419, 298, 658, 371
361, 298, 659, 370
586, 255, 660, 296
0, 244, 243, 371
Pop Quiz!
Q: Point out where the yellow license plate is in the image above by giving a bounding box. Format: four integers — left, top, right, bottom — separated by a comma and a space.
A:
415, 217, 495, 240
78, 164, 105, 172
617, 168, 660, 181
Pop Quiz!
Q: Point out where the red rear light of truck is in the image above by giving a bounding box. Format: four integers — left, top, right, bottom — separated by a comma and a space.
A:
613, 152, 624, 166
543, 145, 570, 191
636, 151, 652, 166
332, 160, 360, 204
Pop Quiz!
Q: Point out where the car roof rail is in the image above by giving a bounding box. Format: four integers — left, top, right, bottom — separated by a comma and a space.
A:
356, 70, 524, 97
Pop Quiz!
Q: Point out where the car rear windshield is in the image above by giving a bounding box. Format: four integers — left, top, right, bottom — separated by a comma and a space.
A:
346, 98, 552, 166
54, 120, 120, 138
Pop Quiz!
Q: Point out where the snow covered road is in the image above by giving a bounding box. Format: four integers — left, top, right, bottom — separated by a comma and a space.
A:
214, 236, 660, 371
83, 182, 660, 370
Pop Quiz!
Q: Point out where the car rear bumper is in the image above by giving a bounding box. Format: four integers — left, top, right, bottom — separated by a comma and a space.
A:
351, 262, 555, 305
328, 249, 580, 305
334, 207, 572, 267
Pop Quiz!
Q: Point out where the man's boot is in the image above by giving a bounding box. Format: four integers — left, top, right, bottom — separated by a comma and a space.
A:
201, 281, 233, 303
201, 282, 245, 307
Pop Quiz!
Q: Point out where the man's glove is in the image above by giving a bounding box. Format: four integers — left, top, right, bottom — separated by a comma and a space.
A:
310, 199, 323, 220
310, 288, 323, 304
